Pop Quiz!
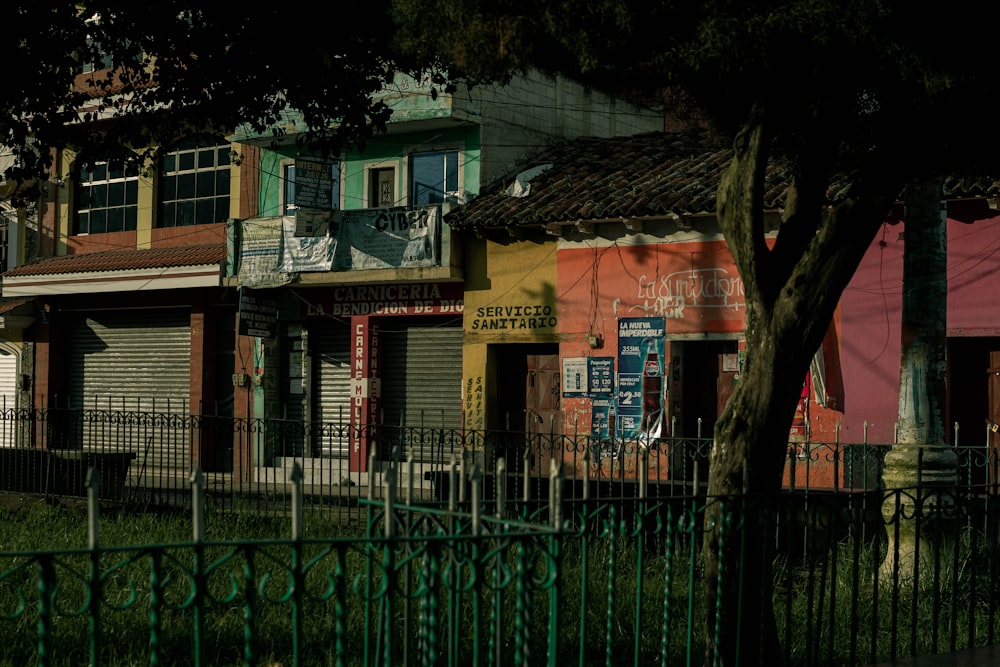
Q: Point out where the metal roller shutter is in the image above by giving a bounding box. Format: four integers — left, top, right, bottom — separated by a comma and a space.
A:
381, 317, 462, 433
66, 310, 191, 468
311, 319, 352, 457
0, 350, 17, 447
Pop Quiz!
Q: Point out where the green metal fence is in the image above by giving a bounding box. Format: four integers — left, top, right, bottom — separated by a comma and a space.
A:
3, 458, 1000, 666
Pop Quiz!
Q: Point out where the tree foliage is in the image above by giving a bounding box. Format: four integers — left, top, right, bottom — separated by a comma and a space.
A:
391, 2, 1000, 664
3, 1, 420, 202
6, 2, 1000, 663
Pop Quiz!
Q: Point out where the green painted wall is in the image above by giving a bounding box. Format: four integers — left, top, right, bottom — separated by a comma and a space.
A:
258, 125, 481, 216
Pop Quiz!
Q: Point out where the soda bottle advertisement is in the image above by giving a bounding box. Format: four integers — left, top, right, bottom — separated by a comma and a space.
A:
617, 317, 666, 440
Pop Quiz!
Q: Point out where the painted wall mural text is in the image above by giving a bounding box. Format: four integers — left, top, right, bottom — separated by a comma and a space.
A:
630, 268, 745, 318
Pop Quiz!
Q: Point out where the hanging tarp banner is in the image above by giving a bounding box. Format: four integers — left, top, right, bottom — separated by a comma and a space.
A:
617, 317, 666, 440
280, 215, 337, 273
334, 206, 439, 270
239, 218, 293, 288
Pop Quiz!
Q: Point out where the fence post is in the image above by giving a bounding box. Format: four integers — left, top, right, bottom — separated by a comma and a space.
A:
190, 468, 205, 667
549, 459, 562, 530
496, 458, 506, 520
289, 462, 304, 665
87, 467, 102, 667
470, 465, 482, 537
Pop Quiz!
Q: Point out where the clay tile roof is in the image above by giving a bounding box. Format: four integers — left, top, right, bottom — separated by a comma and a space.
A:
2, 243, 226, 278
447, 131, 748, 230
0, 297, 30, 315
448, 130, 1000, 231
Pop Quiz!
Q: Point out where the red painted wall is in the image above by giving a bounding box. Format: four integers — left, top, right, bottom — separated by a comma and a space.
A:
557, 239, 745, 344
557, 239, 745, 436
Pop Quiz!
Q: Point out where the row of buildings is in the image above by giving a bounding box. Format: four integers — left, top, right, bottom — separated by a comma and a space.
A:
2, 68, 999, 483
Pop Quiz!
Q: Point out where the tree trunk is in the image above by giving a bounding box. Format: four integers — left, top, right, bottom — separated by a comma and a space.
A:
702, 117, 903, 666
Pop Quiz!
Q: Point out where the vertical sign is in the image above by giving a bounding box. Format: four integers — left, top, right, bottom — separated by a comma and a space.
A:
617, 317, 666, 440
294, 159, 333, 237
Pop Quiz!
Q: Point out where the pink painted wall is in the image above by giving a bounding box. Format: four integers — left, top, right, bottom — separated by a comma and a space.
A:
812, 205, 1000, 445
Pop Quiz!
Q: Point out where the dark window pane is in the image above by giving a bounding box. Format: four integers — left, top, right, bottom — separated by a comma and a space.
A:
217, 147, 231, 166
196, 198, 215, 224
93, 163, 108, 181
90, 209, 107, 234
161, 202, 176, 226
177, 173, 195, 199
176, 200, 195, 226
162, 154, 175, 172
216, 169, 230, 195
445, 152, 458, 193
76, 212, 89, 235
108, 181, 124, 206
78, 186, 91, 210
91, 184, 108, 208
178, 151, 195, 171
107, 208, 124, 232
196, 172, 215, 198
411, 153, 442, 205
284, 164, 296, 212
161, 175, 176, 200
125, 207, 138, 230
125, 180, 138, 205
215, 198, 229, 222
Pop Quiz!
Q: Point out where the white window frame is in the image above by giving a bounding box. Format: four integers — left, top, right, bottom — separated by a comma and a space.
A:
363, 160, 400, 208
74, 160, 140, 235
158, 137, 232, 228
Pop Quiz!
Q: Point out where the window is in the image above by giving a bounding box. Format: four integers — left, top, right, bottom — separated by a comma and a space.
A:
158, 137, 231, 227
369, 167, 396, 207
75, 161, 139, 234
283, 161, 340, 215
410, 150, 459, 205
78, 44, 114, 74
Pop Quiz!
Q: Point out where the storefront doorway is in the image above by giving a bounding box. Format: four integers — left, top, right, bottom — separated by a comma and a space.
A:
490, 343, 560, 472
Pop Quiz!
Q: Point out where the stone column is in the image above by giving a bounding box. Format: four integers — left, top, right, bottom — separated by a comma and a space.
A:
881, 179, 957, 576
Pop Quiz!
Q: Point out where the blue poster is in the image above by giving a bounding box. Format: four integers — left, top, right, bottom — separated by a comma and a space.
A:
588, 357, 614, 395
617, 317, 666, 440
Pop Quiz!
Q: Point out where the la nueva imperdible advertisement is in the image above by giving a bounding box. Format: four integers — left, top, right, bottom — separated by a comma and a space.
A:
617, 317, 666, 440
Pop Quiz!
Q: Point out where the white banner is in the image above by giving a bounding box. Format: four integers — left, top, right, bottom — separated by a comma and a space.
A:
280, 215, 336, 273
238, 218, 292, 288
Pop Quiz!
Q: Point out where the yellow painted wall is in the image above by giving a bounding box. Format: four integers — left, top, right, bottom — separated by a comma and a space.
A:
462, 235, 559, 432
